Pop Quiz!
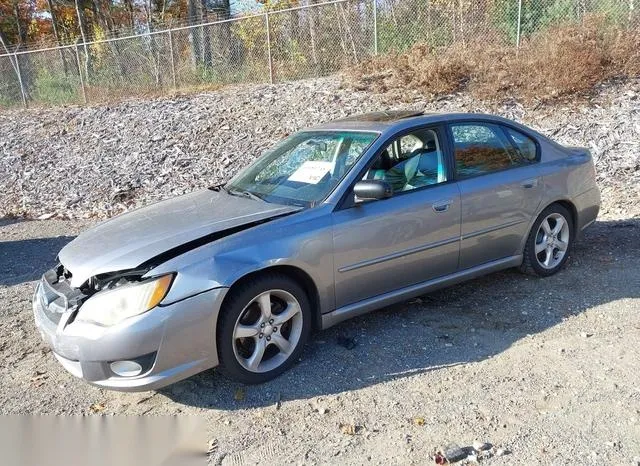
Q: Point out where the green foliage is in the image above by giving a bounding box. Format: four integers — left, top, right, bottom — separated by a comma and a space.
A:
493, 0, 632, 44
32, 69, 80, 105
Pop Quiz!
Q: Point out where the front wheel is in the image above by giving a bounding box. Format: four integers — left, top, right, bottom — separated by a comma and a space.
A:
217, 273, 312, 384
520, 204, 574, 277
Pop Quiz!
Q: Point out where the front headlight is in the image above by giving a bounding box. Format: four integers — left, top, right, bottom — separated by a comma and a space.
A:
77, 274, 174, 327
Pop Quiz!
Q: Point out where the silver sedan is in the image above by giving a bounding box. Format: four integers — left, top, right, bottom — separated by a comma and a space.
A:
33, 111, 600, 391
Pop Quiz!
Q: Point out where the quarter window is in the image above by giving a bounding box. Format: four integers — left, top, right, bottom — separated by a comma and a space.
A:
505, 127, 538, 161
450, 123, 530, 178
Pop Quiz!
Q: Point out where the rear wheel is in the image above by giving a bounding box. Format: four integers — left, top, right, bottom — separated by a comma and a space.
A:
217, 273, 311, 384
520, 204, 573, 277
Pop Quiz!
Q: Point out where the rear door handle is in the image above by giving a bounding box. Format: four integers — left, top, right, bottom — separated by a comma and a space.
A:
521, 178, 539, 188
432, 199, 453, 212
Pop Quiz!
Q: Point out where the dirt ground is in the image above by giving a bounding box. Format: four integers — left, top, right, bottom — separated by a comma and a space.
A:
0, 213, 638, 465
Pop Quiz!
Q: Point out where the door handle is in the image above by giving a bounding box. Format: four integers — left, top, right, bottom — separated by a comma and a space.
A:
432, 199, 453, 212
521, 178, 539, 189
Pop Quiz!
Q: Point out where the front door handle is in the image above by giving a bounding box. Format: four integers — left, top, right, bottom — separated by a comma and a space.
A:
521, 178, 539, 188
432, 199, 453, 212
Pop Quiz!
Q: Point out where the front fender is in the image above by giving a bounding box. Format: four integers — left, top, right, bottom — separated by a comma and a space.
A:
148, 206, 336, 311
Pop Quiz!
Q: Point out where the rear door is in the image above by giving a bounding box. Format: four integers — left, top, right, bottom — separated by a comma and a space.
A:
448, 121, 543, 269
332, 125, 461, 308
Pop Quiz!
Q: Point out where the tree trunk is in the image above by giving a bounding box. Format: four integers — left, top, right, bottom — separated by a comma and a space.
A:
75, 0, 92, 80
308, 0, 319, 70
124, 0, 135, 30
200, 0, 212, 69
187, 0, 201, 68
46, 0, 70, 76
13, 1, 27, 45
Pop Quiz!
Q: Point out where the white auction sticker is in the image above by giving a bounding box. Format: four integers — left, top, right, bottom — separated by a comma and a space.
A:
287, 161, 333, 184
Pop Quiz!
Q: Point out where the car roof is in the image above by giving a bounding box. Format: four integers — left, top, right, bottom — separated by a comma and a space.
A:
306, 111, 535, 136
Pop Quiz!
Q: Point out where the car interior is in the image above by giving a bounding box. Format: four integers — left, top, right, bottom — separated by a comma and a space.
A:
363, 129, 447, 193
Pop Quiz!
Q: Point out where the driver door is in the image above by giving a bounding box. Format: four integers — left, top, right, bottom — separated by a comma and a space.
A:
331, 127, 461, 308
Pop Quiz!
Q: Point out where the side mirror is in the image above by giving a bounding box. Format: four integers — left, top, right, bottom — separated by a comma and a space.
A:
353, 180, 393, 203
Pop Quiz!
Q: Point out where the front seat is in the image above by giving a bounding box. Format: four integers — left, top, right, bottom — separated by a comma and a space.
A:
386, 141, 445, 191
366, 148, 392, 180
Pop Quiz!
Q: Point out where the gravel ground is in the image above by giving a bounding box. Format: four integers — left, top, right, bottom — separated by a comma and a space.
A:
1, 76, 639, 464
0, 216, 639, 465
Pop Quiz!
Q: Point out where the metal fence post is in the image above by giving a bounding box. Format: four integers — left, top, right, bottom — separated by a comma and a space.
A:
168, 29, 177, 90
373, 0, 378, 55
265, 12, 274, 85
516, 0, 523, 50
75, 44, 88, 104
13, 53, 27, 108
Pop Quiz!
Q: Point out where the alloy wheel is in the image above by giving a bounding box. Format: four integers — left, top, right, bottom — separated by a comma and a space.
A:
232, 289, 303, 373
534, 212, 570, 270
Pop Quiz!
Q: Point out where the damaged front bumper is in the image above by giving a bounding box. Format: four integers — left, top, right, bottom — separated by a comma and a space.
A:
32, 269, 228, 391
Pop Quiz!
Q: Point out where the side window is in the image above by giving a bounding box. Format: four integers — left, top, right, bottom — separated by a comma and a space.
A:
505, 127, 538, 162
451, 123, 525, 178
361, 128, 448, 193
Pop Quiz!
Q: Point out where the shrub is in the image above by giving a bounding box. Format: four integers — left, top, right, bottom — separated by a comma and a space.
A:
346, 15, 640, 104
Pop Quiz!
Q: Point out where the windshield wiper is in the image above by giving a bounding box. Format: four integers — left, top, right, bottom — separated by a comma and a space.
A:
226, 188, 265, 202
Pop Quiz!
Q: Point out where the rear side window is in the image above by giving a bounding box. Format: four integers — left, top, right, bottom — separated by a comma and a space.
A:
505, 127, 538, 161
450, 123, 532, 178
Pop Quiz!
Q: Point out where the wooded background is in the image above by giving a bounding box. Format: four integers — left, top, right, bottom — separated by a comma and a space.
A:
0, 0, 637, 107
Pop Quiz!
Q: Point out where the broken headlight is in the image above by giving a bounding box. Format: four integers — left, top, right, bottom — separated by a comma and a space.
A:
76, 274, 174, 326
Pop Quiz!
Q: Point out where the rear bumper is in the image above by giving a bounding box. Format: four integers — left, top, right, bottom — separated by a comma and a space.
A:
33, 283, 228, 392
574, 186, 601, 234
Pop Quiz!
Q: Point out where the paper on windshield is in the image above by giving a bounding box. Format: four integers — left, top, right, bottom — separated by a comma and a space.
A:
287, 161, 333, 184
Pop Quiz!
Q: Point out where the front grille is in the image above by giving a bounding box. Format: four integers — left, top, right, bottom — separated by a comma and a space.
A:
38, 268, 86, 325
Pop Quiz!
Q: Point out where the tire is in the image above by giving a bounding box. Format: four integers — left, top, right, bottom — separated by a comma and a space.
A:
217, 273, 312, 384
520, 204, 574, 277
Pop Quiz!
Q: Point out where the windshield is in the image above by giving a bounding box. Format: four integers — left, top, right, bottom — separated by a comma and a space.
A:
226, 131, 379, 206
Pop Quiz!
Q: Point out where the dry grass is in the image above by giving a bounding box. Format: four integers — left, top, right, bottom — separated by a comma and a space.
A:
346, 16, 640, 104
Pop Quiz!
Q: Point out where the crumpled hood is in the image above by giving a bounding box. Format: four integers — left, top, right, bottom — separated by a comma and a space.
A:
59, 189, 300, 287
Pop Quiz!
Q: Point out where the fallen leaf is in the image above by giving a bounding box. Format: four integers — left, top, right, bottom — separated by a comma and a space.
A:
413, 417, 426, 426
339, 423, 362, 435
234, 388, 245, 401
89, 403, 105, 413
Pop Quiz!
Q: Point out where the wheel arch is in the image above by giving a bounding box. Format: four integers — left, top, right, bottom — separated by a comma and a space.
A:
520, 198, 578, 255
544, 199, 578, 237
222, 265, 323, 332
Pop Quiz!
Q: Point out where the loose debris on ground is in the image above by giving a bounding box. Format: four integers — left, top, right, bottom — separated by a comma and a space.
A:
0, 74, 639, 465
0, 76, 638, 221
1, 215, 639, 464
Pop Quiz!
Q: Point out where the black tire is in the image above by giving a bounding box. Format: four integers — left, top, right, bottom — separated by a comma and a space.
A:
520, 203, 574, 277
217, 273, 312, 384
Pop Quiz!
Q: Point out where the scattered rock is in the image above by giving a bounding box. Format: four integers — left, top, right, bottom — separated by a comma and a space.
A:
472, 440, 491, 452
336, 335, 357, 350
442, 444, 467, 463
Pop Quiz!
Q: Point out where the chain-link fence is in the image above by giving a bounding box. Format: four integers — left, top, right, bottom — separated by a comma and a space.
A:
0, 0, 637, 108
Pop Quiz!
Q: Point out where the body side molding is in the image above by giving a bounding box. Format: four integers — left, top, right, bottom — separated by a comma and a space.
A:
322, 255, 522, 329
